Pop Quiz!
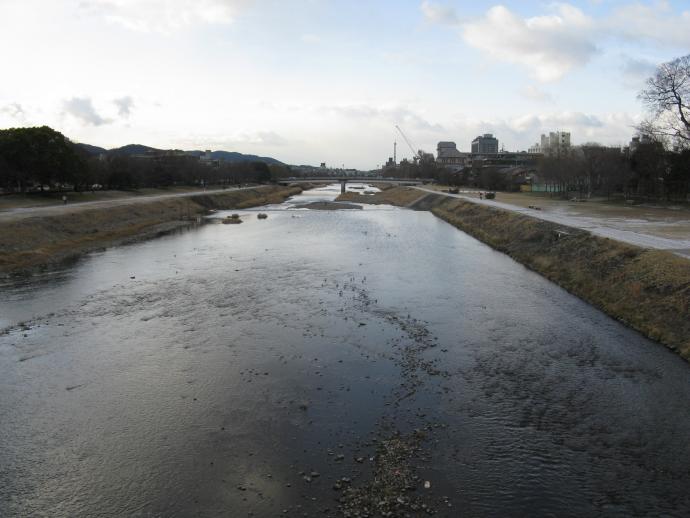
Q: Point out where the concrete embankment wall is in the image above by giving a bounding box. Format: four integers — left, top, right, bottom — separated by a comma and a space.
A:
340, 187, 690, 361
0, 185, 303, 276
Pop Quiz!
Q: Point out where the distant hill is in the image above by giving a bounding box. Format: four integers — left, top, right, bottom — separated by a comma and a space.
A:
74, 143, 107, 155
187, 150, 283, 165
109, 144, 161, 156
74, 142, 284, 165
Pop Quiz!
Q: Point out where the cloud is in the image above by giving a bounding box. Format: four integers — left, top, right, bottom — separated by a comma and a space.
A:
620, 56, 657, 89
508, 112, 604, 133
425, 2, 690, 83
519, 85, 554, 103
461, 4, 597, 82
300, 33, 321, 44
420, 1, 459, 25
0, 102, 26, 120
608, 2, 690, 47
247, 131, 288, 146
464, 111, 633, 150
79, 0, 251, 32
179, 130, 288, 149
63, 97, 111, 126
325, 104, 446, 133
113, 96, 134, 117
433, 110, 635, 155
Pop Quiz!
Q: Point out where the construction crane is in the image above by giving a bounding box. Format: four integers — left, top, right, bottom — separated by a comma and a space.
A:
395, 125, 423, 163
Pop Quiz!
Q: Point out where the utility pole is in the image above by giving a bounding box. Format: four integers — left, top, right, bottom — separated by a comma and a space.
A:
394, 141, 397, 165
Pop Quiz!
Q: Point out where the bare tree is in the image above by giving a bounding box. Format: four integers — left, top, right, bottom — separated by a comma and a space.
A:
639, 54, 690, 147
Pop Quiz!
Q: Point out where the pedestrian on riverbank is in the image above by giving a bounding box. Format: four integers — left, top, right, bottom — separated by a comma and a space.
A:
62, 195, 67, 205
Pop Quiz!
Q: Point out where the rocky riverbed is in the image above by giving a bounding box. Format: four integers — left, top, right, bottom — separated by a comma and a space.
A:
2, 185, 690, 517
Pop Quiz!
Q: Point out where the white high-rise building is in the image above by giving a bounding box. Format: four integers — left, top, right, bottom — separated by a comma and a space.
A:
530, 131, 571, 156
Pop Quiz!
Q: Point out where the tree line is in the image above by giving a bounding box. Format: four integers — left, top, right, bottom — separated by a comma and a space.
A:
2, 54, 688, 199
532, 54, 690, 200
392, 141, 689, 201
536, 143, 689, 200
0, 126, 297, 193
388, 53, 690, 200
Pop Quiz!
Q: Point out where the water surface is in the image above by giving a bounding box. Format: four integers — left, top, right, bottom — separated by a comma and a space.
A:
1, 184, 689, 517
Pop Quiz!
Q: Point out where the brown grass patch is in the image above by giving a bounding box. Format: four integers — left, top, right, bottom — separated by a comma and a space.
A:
336, 187, 425, 207
429, 197, 690, 361
0, 185, 302, 275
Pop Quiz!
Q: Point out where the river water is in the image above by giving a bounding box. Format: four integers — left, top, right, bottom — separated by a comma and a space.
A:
1, 184, 689, 517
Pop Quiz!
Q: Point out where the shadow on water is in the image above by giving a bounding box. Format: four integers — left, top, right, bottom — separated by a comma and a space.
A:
1, 184, 690, 517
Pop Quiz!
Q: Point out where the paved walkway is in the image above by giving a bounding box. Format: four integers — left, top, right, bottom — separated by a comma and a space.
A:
0, 188, 247, 222
414, 187, 690, 258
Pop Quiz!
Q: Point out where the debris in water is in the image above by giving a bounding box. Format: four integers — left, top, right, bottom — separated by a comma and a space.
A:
223, 214, 243, 224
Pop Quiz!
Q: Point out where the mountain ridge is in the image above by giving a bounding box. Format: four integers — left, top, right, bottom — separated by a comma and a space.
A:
75, 142, 284, 165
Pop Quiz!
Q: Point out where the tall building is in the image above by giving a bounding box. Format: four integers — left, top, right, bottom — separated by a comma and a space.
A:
629, 134, 652, 153
383, 157, 396, 172
436, 141, 468, 166
530, 131, 571, 156
471, 134, 499, 155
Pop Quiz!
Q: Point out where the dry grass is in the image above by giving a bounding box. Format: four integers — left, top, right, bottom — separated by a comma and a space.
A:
337, 187, 425, 206
0, 185, 302, 275
368, 182, 395, 191
0, 186, 213, 210
429, 196, 690, 360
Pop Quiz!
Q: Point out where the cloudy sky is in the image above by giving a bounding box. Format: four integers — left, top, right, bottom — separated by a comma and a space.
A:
1, 0, 688, 168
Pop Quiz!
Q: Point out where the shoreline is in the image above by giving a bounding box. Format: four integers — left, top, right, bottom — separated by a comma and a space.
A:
338, 188, 690, 362
3, 183, 687, 361
0, 185, 305, 277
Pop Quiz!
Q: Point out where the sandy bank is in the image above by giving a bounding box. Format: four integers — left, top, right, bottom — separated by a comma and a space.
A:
350, 187, 690, 361
0, 185, 303, 276
336, 188, 425, 206
293, 201, 362, 210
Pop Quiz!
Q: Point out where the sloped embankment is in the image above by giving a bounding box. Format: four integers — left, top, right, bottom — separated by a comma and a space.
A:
0, 185, 303, 276
432, 196, 690, 361
336, 187, 427, 206
346, 187, 690, 361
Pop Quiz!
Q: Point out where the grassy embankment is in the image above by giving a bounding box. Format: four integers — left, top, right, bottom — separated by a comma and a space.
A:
0, 186, 214, 210
339, 187, 690, 361
0, 185, 302, 275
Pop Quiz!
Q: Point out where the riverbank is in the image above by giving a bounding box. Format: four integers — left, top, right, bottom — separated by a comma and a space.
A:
0, 185, 304, 276
339, 188, 690, 361
337, 188, 425, 207
415, 187, 690, 249
0, 186, 222, 211
4, 183, 690, 516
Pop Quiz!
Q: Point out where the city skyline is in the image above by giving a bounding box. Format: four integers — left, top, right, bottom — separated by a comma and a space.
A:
1, 0, 689, 169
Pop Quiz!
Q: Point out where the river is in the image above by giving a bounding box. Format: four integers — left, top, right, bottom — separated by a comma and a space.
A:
1, 184, 689, 517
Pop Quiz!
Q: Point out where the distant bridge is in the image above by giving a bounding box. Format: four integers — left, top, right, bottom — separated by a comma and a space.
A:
277, 177, 425, 193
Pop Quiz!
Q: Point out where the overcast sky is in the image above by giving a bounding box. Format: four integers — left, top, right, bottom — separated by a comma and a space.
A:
1, 0, 688, 168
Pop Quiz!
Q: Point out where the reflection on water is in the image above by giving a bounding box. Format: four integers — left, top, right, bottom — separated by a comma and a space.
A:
1, 184, 689, 517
